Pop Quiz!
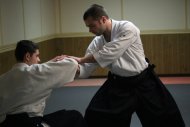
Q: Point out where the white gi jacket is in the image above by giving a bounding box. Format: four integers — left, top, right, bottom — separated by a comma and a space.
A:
0, 58, 78, 123
79, 19, 148, 78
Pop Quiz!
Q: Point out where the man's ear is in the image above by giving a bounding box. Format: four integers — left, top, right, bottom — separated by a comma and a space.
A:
24, 52, 31, 62
102, 16, 107, 23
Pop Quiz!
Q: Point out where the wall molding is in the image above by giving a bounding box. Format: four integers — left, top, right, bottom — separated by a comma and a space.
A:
141, 30, 190, 34
55, 32, 94, 38
0, 34, 57, 53
55, 30, 190, 37
1, 30, 190, 53
0, 43, 16, 53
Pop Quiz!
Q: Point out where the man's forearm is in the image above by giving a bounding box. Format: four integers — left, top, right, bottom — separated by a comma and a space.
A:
80, 54, 96, 64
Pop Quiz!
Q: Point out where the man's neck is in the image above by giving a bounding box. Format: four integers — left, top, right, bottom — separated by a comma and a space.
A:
103, 19, 112, 42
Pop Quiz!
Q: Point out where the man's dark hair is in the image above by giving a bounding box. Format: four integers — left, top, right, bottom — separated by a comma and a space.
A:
15, 40, 39, 62
83, 4, 109, 20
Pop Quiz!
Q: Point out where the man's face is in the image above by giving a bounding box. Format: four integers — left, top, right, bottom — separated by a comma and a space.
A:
26, 49, 40, 65
84, 16, 106, 36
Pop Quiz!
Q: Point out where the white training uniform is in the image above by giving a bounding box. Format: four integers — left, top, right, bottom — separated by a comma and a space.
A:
0, 58, 78, 124
79, 19, 148, 78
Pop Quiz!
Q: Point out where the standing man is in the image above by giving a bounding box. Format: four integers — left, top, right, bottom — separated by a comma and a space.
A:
70, 4, 185, 127
0, 40, 87, 127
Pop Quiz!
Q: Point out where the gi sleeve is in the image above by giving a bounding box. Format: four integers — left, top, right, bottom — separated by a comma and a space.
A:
32, 58, 78, 88
79, 63, 98, 78
78, 38, 102, 78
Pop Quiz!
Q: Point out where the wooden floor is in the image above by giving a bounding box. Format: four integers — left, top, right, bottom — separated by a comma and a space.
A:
65, 77, 190, 87
159, 77, 190, 85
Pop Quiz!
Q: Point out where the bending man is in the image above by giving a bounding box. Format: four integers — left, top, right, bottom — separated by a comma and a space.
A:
70, 4, 185, 127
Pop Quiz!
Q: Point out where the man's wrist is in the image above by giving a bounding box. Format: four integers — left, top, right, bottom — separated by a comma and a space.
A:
79, 54, 96, 64
80, 57, 86, 64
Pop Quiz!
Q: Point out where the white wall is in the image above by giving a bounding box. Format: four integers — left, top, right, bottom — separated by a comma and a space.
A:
60, 0, 123, 33
41, 0, 56, 36
0, 0, 2, 46
1, 0, 25, 45
60, 0, 189, 33
0, 6, 2, 46
188, 0, 190, 29
0, 0, 189, 49
123, 0, 186, 31
0, 0, 57, 47
23, 0, 42, 39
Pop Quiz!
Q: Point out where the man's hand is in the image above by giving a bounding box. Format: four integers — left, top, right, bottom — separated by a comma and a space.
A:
68, 56, 82, 63
50, 55, 68, 62
68, 54, 96, 64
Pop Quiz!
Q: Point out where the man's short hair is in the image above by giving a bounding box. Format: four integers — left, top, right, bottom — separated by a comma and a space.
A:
83, 4, 109, 20
15, 40, 39, 62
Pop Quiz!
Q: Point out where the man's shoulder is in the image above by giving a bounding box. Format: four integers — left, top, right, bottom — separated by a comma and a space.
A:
115, 20, 137, 28
93, 35, 104, 43
112, 19, 129, 25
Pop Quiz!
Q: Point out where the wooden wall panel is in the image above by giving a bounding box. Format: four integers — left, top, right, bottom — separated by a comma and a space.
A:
55, 34, 190, 76
0, 50, 16, 74
38, 39, 58, 62
1, 34, 190, 76
55, 37, 92, 56
142, 33, 190, 75
55, 37, 109, 76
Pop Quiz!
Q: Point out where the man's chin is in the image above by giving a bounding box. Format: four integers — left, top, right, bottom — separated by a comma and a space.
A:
91, 32, 102, 36
95, 33, 102, 36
